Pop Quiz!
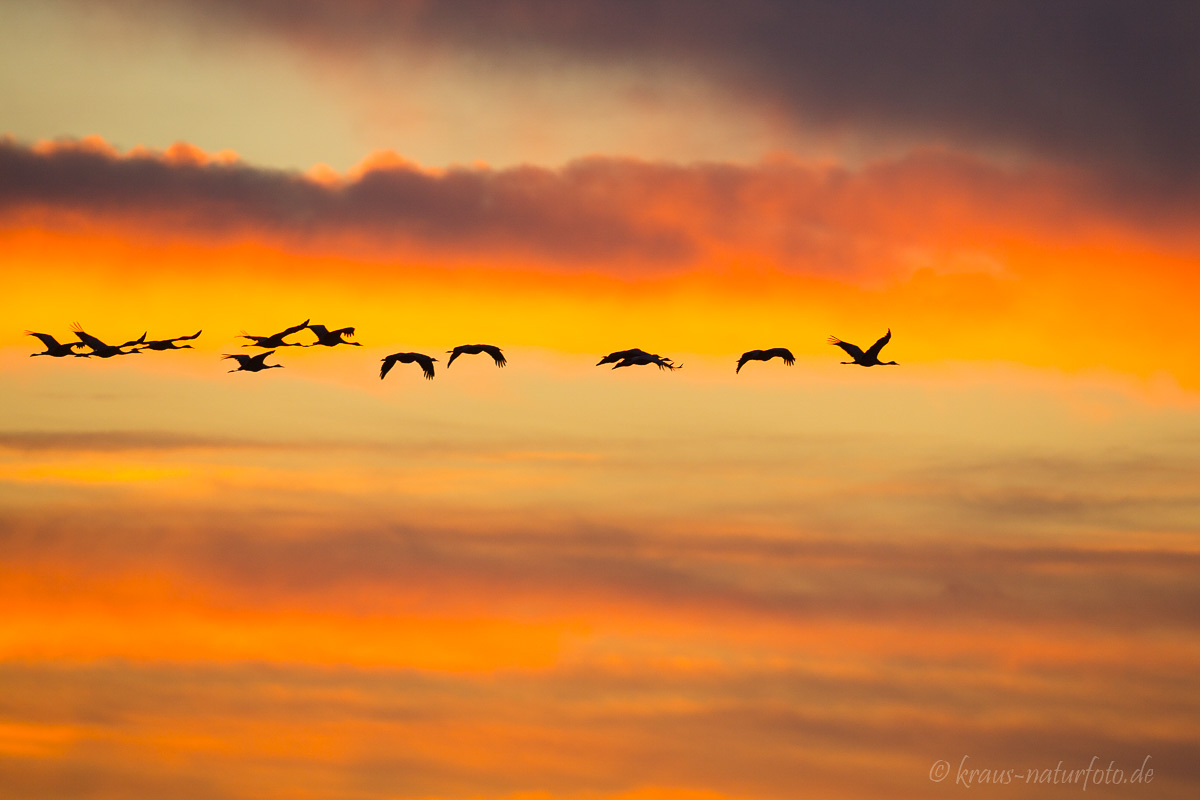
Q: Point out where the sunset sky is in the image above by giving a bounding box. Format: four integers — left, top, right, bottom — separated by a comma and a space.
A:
2, 2, 1199, 798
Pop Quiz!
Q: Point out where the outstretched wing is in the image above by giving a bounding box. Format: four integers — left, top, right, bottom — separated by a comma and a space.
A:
174, 330, 202, 342
221, 353, 253, 367
279, 319, 311, 338
120, 332, 147, 348
736, 351, 758, 373
249, 350, 274, 366
828, 337, 864, 360
25, 331, 59, 349
70, 323, 108, 350
482, 345, 506, 367
864, 329, 892, 360
446, 348, 462, 368
380, 355, 398, 380
416, 355, 436, 380
332, 327, 356, 341
766, 347, 795, 365
307, 324, 329, 337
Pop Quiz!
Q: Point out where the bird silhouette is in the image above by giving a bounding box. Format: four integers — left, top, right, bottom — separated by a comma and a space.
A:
137, 330, 202, 351
828, 329, 898, 366
26, 331, 89, 357
446, 344, 506, 368
736, 348, 795, 373
222, 351, 283, 373
307, 324, 361, 347
613, 353, 680, 370
239, 319, 309, 348
70, 324, 143, 358
596, 348, 674, 366
381, 352, 437, 380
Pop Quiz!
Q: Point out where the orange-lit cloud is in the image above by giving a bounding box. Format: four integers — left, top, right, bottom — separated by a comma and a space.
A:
0, 490, 1198, 798
5, 137, 1200, 278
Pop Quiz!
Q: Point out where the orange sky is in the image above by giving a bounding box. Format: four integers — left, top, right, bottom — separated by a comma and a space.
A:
3, 5, 1200, 795
5, 138, 1200, 389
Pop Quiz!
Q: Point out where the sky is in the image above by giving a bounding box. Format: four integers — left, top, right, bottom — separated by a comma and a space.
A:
2, 2, 1199, 798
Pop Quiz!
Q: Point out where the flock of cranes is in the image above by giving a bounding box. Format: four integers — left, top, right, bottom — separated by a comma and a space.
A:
26, 322, 899, 378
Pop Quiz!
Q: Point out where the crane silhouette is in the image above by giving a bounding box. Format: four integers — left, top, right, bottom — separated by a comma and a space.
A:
613, 353, 680, 370
137, 330, 202, 351
239, 319, 309, 348
446, 344, 506, 368
307, 324, 361, 347
381, 352, 437, 380
597, 348, 674, 367
70, 324, 143, 358
828, 329, 898, 366
736, 348, 795, 373
222, 351, 283, 372
26, 331, 89, 357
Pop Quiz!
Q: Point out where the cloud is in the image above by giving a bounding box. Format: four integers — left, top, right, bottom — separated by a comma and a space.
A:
103, 0, 1200, 186
4, 137, 1200, 278
0, 431, 264, 453
0, 137, 693, 268
4, 496, 1199, 633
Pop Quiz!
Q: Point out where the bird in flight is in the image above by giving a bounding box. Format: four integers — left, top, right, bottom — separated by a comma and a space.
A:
26, 331, 89, 357
381, 352, 437, 380
736, 348, 795, 373
136, 330, 202, 351
828, 329, 898, 366
222, 351, 284, 373
596, 348, 674, 367
70, 324, 144, 358
446, 344, 506, 368
239, 319, 309, 348
612, 353, 680, 370
307, 324, 361, 347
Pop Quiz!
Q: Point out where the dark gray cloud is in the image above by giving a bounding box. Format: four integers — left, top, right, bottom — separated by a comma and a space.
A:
0, 138, 694, 267
5, 137, 1200, 276
118, 0, 1200, 185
